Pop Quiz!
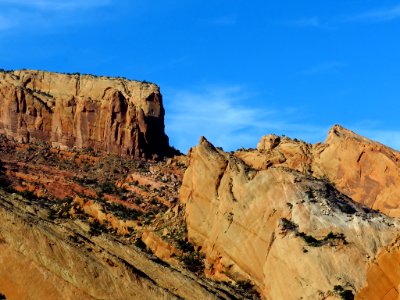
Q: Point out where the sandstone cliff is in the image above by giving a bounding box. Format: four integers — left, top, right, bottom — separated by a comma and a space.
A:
0, 135, 252, 300
181, 136, 400, 299
2, 68, 400, 300
0, 191, 234, 300
237, 125, 400, 217
0, 69, 170, 158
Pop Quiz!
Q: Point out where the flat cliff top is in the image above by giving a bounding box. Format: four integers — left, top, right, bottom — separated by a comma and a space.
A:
0, 69, 160, 101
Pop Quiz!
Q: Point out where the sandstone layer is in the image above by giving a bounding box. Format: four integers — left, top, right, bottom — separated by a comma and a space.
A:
0, 135, 251, 300
237, 125, 400, 217
0, 69, 170, 158
181, 137, 400, 299
0, 190, 239, 300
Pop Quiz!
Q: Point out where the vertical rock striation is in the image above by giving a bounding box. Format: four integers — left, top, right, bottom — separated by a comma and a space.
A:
0, 69, 170, 158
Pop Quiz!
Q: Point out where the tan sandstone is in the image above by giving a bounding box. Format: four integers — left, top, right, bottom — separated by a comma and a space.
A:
236, 125, 400, 217
181, 136, 400, 299
0, 69, 170, 158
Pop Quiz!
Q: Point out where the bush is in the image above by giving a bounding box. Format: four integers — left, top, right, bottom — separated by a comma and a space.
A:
20, 190, 39, 200
176, 239, 195, 253
0, 292, 6, 300
181, 252, 204, 273
89, 220, 108, 236
333, 285, 354, 300
296, 232, 321, 247
100, 181, 118, 195
236, 280, 260, 299
103, 201, 142, 220
280, 218, 298, 231
134, 238, 151, 254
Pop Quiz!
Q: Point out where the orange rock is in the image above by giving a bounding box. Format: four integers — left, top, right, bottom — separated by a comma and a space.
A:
238, 125, 400, 217
0, 69, 170, 158
357, 237, 400, 300
141, 229, 182, 265
181, 136, 400, 299
313, 125, 400, 217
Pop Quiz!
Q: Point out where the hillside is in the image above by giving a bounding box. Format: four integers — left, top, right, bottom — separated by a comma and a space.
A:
1, 70, 400, 300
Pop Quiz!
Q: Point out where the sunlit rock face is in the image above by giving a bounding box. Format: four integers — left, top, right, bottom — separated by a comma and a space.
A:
237, 125, 400, 218
0, 69, 170, 159
181, 135, 400, 299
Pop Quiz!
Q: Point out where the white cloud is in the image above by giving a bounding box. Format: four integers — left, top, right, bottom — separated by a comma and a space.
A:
344, 4, 400, 23
0, 0, 110, 11
286, 4, 400, 30
164, 85, 327, 153
164, 88, 400, 153
0, 0, 111, 32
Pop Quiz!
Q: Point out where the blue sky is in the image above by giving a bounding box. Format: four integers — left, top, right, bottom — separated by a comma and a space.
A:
1, 0, 400, 152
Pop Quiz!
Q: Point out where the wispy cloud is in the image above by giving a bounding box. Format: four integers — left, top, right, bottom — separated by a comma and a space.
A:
344, 4, 400, 23
0, 0, 111, 32
301, 61, 346, 76
0, 0, 110, 11
286, 4, 400, 30
164, 85, 327, 153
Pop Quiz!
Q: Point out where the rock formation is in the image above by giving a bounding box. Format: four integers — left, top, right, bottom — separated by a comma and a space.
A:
237, 125, 400, 217
0, 69, 171, 159
181, 135, 400, 299
2, 69, 400, 300
0, 136, 247, 300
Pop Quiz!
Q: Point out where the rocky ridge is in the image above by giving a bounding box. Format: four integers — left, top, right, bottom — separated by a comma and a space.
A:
236, 125, 400, 217
1, 69, 400, 300
181, 136, 400, 299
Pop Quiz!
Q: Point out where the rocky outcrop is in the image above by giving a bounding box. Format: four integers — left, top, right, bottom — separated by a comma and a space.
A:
0, 69, 170, 158
181, 137, 400, 299
0, 190, 239, 300
313, 125, 400, 218
237, 125, 400, 217
357, 237, 400, 300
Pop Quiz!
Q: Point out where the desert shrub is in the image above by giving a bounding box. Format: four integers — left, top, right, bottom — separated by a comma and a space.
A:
20, 190, 39, 200
100, 181, 118, 195
236, 280, 260, 299
324, 232, 348, 244
334, 285, 354, 300
181, 252, 204, 273
73, 176, 98, 186
296, 232, 321, 246
89, 220, 108, 236
0, 292, 6, 299
176, 239, 195, 253
103, 201, 142, 220
0, 160, 11, 190
296, 231, 347, 247
280, 218, 298, 231
134, 238, 148, 251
